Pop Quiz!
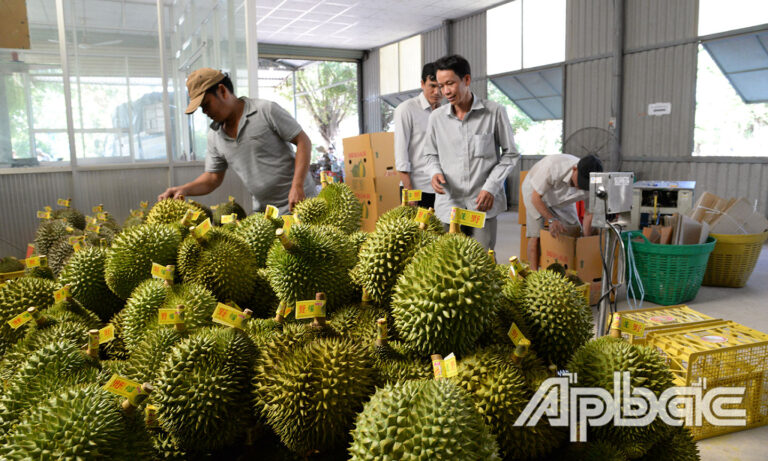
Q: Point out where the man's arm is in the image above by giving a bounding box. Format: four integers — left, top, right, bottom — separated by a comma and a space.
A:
423, 114, 446, 194
158, 171, 225, 201
583, 212, 594, 236
288, 130, 311, 211
480, 106, 520, 202
531, 189, 566, 238
394, 105, 415, 196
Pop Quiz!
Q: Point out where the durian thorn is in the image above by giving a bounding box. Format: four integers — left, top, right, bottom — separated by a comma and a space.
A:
274, 302, 286, 323
174, 304, 186, 332
86, 329, 100, 359
121, 383, 153, 414
275, 228, 295, 250
27, 306, 45, 327
361, 288, 372, 306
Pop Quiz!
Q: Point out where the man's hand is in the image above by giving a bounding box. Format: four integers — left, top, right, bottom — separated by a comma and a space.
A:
408, 201, 419, 206
158, 187, 184, 201
548, 218, 566, 239
431, 174, 447, 194
475, 190, 494, 212
288, 185, 305, 212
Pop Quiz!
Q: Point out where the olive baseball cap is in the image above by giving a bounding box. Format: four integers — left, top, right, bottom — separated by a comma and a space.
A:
185, 68, 225, 114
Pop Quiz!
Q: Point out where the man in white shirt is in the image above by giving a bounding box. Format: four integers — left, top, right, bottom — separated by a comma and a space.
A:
394, 62, 443, 208
522, 153, 603, 270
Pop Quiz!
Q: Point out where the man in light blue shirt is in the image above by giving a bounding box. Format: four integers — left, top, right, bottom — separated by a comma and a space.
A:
423, 55, 520, 250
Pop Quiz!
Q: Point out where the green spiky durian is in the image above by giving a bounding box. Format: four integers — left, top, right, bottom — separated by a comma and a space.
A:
372, 339, 432, 385
451, 346, 564, 460
0, 383, 154, 460
154, 327, 257, 453
567, 337, 676, 459
391, 234, 502, 355
177, 228, 259, 306
348, 379, 500, 461
123, 213, 145, 229
638, 426, 700, 461
352, 218, 438, 304
561, 440, 629, 461
123, 328, 185, 384
377, 205, 445, 234
213, 198, 247, 225
121, 279, 217, 352
52, 206, 86, 230
265, 223, 356, 309
243, 317, 284, 348
45, 237, 74, 275
102, 309, 129, 360
293, 183, 362, 234
58, 246, 124, 322
145, 198, 207, 226
0, 257, 24, 273
25, 265, 55, 279
33, 219, 77, 256
231, 212, 280, 267
326, 303, 388, 343
104, 223, 181, 299
187, 199, 214, 221
519, 270, 593, 368
0, 340, 101, 436
0, 277, 56, 354
254, 337, 375, 455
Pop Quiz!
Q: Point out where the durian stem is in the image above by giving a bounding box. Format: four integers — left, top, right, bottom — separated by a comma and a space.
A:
164, 265, 175, 287
27, 306, 45, 327
548, 364, 558, 376
431, 354, 444, 380
488, 249, 496, 264
375, 318, 387, 347
86, 329, 99, 359
275, 302, 286, 323
449, 221, 461, 234
174, 304, 186, 332
242, 309, 253, 327
401, 189, 408, 207
418, 207, 435, 230
177, 195, 185, 201
311, 292, 326, 328
145, 405, 158, 427
275, 228, 295, 250
609, 313, 622, 339
121, 383, 153, 414
511, 340, 530, 365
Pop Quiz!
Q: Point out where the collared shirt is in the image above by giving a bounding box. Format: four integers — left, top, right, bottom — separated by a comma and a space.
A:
521, 153, 588, 219
394, 92, 437, 192
205, 97, 316, 214
423, 92, 520, 222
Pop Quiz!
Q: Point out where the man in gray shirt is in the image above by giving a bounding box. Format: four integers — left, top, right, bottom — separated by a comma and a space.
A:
394, 62, 443, 208
424, 55, 520, 250
158, 68, 315, 214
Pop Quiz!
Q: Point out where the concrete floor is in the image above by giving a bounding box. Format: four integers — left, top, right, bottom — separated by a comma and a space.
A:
493, 211, 768, 461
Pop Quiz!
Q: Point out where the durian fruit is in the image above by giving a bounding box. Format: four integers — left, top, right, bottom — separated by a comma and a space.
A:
293, 183, 362, 234
46, 237, 75, 275
253, 336, 375, 455
451, 346, 565, 460
0, 256, 24, 273
187, 199, 214, 222
352, 217, 437, 304
0, 383, 154, 460
154, 327, 257, 453
213, 197, 246, 225
0, 340, 101, 436
546, 261, 567, 276
567, 337, 676, 459
561, 440, 629, 461
348, 379, 500, 461
391, 234, 502, 355
231, 212, 280, 267
58, 246, 125, 322
25, 265, 55, 280
121, 279, 217, 352
104, 223, 182, 299
372, 338, 432, 385
34, 219, 76, 256
518, 270, 593, 368
243, 317, 284, 348
52, 206, 86, 230
102, 309, 129, 360
145, 198, 207, 226
377, 205, 445, 234
0, 277, 56, 354
123, 213, 145, 229
638, 426, 700, 461
123, 328, 185, 384
177, 228, 260, 306
265, 224, 356, 310
326, 303, 388, 343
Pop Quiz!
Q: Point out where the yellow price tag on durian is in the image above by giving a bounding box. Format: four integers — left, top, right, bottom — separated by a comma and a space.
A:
295, 299, 326, 319
450, 207, 486, 228
264, 205, 279, 220
37, 210, 51, 219
57, 198, 71, 207
221, 213, 237, 224
44, 206, 52, 212
102, 374, 145, 404
92, 205, 103, 213
151, 262, 174, 281
99, 324, 115, 344
25, 256, 47, 268
193, 218, 212, 238
432, 358, 445, 379
414, 207, 432, 224
86, 223, 101, 233
403, 189, 422, 202
7, 311, 33, 329
158, 308, 182, 325
54, 285, 71, 303
228, 195, 235, 203
507, 323, 528, 346
73, 241, 85, 252
96, 212, 108, 221
443, 353, 458, 378
211, 303, 249, 329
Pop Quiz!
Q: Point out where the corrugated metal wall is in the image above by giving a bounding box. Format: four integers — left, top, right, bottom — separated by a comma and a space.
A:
422, 24, 448, 64
564, 58, 613, 139
362, 48, 382, 133
566, 0, 614, 59
625, 0, 697, 50
451, 13, 488, 98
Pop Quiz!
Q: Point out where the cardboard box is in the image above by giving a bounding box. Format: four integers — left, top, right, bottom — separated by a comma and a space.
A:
352, 175, 401, 232
518, 170, 528, 225
342, 132, 396, 180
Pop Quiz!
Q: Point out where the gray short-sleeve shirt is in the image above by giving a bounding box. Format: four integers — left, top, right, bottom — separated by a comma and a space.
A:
205, 97, 315, 213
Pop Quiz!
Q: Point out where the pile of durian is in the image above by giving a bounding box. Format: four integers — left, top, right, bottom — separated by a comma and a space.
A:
0, 184, 700, 460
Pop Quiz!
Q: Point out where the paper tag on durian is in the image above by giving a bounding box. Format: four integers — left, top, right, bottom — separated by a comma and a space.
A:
432, 358, 445, 379
507, 323, 528, 346
86, 223, 101, 233
140, 201, 148, 209
618, 317, 645, 336
57, 198, 71, 207
212, 303, 248, 329
180, 209, 201, 226
145, 404, 159, 426
295, 299, 326, 319
193, 218, 212, 238
99, 325, 115, 344
158, 308, 182, 325
282, 215, 294, 234
221, 213, 237, 224
103, 374, 145, 404
26, 244, 35, 258
44, 205, 52, 212
264, 205, 279, 220
73, 240, 85, 252
443, 353, 458, 378
414, 207, 432, 224
37, 210, 51, 219
403, 189, 422, 202
130, 209, 144, 218
68, 235, 85, 245
54, 285, 71, 303
151, 263, 174, 281
7, 311, 33, 329
25, 256, 47, 268
449, 207, 486, 228
91, 205, 103, 213
96, 212, 108, 221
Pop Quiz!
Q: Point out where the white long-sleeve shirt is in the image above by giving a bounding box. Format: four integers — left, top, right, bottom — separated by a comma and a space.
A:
394, 92, 437, 193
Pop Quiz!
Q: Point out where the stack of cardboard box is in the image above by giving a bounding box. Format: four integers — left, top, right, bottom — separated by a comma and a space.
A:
689, 192, 768, 235
342, 133, 401, 232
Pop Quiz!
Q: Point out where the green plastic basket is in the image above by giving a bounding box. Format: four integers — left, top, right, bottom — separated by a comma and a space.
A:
623, 231, 717, 306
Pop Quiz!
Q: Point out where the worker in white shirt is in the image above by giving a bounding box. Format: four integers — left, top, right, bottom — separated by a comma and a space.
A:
521, 153, 603, 270
394, 62, 443, 208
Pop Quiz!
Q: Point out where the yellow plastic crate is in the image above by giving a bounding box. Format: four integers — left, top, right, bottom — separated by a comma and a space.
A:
645, 320, 768, 440
0, 270, 25, 283
603, 305, 720, 345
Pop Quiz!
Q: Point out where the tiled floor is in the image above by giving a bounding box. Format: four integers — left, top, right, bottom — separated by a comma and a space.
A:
493, 211, 768, 461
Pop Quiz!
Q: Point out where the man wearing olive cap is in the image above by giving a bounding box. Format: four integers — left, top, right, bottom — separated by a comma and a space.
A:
159, 68, 315, 213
